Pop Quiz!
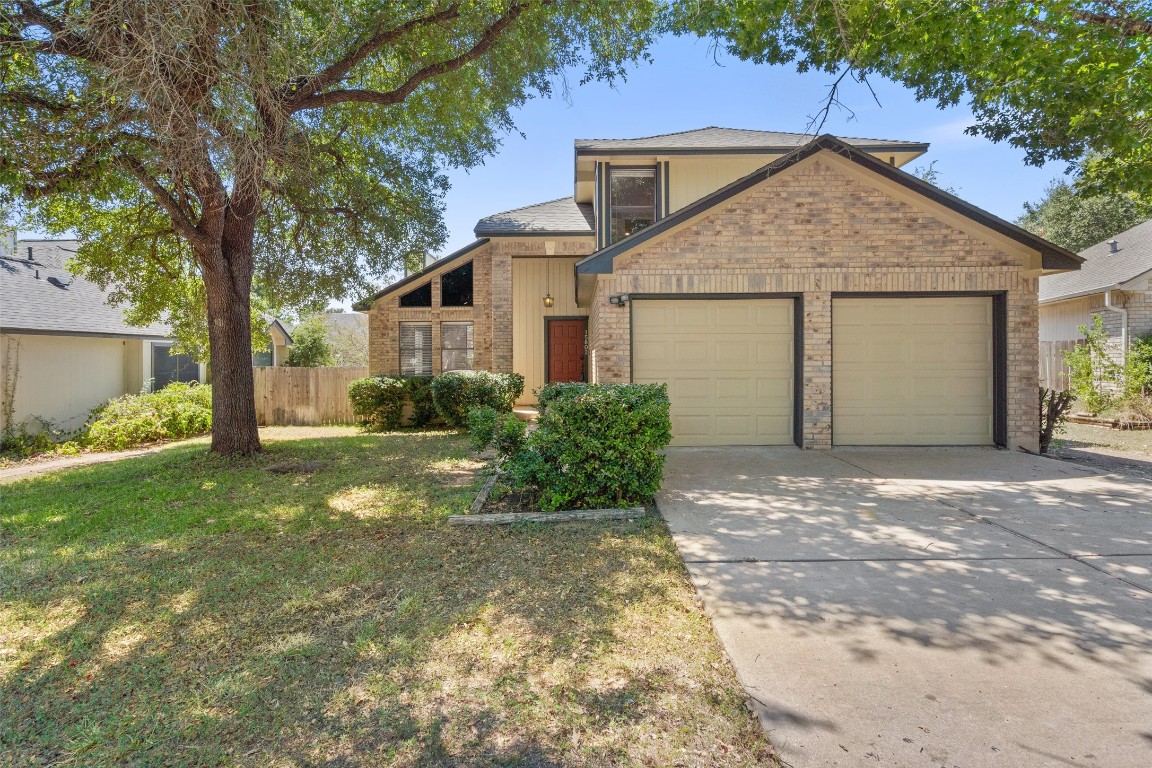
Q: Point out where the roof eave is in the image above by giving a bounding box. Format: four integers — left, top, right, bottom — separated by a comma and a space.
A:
472, 229, 593, 238
362, 238, 490, 305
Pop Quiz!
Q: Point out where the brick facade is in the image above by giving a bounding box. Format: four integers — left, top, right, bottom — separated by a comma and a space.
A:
587, 154, 1041, 452
368, 236, 594, 377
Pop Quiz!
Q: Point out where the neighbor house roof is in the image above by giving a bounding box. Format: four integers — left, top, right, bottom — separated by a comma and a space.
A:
577, 135, 1083, 276
574, 126, 928, 154
1, 242, 173, 338
1039, 219, 1152, 303
474, 197, 594, 236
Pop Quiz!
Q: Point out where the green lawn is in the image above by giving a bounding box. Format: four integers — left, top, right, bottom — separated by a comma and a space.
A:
1, 430, 773, 767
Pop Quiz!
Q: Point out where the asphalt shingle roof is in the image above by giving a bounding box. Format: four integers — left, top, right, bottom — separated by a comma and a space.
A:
574, 126, 926, 152
474, 196, 594, 235
1, 241, 172, 337
1039, 219, 1152, 303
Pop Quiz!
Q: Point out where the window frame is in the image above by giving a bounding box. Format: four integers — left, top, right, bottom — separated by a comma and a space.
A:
440, 321, 474, 373
440, 261, 474, 307
608, 166, 657, 245
399, 321, 433, 377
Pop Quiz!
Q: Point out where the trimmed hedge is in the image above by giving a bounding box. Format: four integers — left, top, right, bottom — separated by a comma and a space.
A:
513, 383, 671, 512
430, 371, 524, 427
347, 375, 436, 431
85, 382, 213, 451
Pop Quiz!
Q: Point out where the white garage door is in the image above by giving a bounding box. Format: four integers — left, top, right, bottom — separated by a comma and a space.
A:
632, 298, 794, 446
833, 296, 994, 446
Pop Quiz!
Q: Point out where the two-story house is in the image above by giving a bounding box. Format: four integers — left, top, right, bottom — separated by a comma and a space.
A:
365, 127, 1081, 451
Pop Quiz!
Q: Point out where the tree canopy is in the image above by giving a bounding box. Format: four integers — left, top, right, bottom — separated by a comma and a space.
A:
672, 1, 1152, 194
1017, 179, 1152, 251
1, 0, 657, 453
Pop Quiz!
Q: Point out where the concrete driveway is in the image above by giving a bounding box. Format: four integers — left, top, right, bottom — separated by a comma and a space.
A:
658, 447, 1152, 768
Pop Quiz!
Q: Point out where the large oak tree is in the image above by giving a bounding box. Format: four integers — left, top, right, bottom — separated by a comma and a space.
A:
1, 0, 655, 454
673, 1, 1152, 194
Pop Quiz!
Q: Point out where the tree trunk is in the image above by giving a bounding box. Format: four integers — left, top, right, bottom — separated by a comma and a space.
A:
202, 222, 262, 456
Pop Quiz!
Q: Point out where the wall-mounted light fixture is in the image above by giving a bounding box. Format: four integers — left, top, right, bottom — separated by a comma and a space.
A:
608, 294, 630, 306
543, 293, 554, 308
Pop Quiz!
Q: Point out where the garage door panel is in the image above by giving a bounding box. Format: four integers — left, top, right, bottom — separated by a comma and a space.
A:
833, 297, 994, 446
633, 298, 794, 446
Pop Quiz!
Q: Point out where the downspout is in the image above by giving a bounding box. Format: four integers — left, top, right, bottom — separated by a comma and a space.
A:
1104, 290, 1128, 363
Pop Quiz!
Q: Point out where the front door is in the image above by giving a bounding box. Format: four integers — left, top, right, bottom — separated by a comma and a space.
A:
547, 318, 586, 383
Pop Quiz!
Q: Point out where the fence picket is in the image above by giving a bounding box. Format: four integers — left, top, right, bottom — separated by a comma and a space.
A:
251, 366, 367, 426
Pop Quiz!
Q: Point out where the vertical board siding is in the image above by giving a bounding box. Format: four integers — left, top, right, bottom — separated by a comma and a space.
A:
1039, 340, 1080, 391
252, 366, 367, 426
511, 257, 588, 404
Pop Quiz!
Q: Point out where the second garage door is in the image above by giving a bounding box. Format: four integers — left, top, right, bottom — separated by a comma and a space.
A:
832, 296, 995, 446
632, 298, 794, 446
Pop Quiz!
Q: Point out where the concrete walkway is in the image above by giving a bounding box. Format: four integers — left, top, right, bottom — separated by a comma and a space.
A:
658, 447, 1152, 768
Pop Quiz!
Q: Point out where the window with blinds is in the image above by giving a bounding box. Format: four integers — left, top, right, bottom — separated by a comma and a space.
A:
399, 322, 433, 377
441, 322, 474, 372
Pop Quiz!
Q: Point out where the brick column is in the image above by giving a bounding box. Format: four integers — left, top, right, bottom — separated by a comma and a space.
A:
802, 291, 832, 448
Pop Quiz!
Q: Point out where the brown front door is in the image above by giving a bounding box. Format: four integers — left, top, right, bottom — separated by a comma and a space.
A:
547, 318, 586, 383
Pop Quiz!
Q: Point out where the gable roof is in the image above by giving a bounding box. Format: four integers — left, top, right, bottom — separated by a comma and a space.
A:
577, 134, 1083, 276
574, 126, 927, 155
358, 238, 490, 307
1, 248, 173, 338
1039, 218, 1152, 303
474, 196, 594, 236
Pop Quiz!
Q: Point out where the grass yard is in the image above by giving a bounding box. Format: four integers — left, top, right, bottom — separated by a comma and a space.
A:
0, 429, 773, 767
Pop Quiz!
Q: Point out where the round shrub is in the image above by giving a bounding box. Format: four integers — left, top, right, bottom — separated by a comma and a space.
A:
405, 376, 437, 427
348, 375, 407, 431
513, 383, 672, 512
85, 382, 213, 451
430, 371, 525, 427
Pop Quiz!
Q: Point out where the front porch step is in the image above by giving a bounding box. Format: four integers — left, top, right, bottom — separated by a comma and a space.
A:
512, 407, 540, 423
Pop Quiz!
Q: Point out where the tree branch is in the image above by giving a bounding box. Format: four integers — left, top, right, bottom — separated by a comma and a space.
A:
288, 3, 464, 101
1071, 9, 1152, 37
291, 3, 532, 112
117, 156, 204, 245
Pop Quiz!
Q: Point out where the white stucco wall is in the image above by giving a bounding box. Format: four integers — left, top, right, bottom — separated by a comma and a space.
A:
1, 333, 148, 434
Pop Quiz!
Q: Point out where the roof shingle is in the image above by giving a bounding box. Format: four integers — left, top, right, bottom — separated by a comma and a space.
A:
474, 197, 594, 235
1, 241, 172, 337
1039, 219, 1152, 303
574, 126, 926, 152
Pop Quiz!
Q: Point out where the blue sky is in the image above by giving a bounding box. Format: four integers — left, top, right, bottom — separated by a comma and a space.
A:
17, 34, 1069, 306
437, 34, 1061, 257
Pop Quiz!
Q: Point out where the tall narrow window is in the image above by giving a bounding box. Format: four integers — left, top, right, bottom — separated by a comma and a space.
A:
399, 322, 433, 376
610, 168, 656, 244
441, 322, 474, 372
441, 261, 473, 306
399, 281, 432, 307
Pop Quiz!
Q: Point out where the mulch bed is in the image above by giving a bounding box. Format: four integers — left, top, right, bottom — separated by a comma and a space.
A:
482, 481, 542, 515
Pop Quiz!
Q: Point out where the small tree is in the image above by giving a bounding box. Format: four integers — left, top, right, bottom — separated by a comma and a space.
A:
1063, 313, 1119, 414
285, 316, 334, 367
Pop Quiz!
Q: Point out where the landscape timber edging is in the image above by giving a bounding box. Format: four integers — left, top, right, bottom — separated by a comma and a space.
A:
448, 507, 647, 526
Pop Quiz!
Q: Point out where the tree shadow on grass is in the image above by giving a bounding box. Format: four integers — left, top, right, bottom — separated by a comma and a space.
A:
1, 434, 769, 767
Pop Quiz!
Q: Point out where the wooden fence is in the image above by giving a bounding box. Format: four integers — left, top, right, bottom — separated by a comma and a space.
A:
1039, 339, 1080, 391
252, 366, 367, 426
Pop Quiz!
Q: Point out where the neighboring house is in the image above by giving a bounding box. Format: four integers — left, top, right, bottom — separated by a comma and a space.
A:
365, 127, 1080, 451
1, 238, 202, 433
254, 317, 294, 367
1039, 218, 1152, 366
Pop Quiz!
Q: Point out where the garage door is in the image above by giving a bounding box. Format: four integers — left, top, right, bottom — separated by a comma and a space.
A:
833, 296, 994, 445
632, 299, 794, 446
